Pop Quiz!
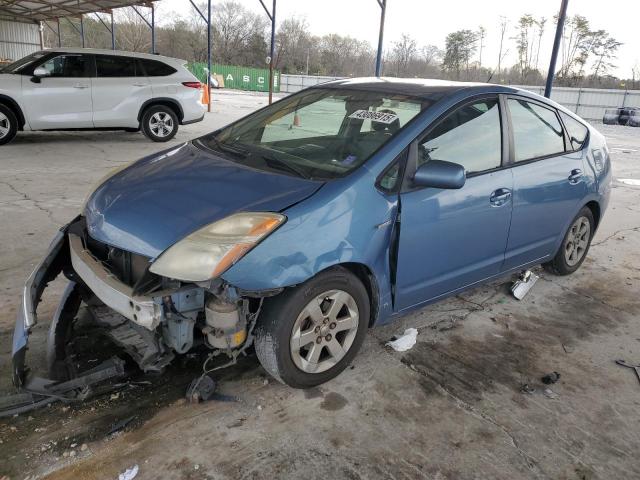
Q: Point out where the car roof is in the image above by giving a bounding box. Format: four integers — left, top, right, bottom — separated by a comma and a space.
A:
315, 76, 581, 119
318, 77, 479, 97
42, 47, 187, 65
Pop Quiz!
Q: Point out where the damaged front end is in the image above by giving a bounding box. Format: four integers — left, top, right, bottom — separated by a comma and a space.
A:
11, 216, 269, 395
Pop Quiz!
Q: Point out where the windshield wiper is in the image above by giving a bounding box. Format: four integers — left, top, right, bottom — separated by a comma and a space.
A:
206, 137, 249, 158
261, 155, 310, 180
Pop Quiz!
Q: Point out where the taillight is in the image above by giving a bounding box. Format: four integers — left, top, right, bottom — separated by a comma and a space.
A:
182, 81, 202, 89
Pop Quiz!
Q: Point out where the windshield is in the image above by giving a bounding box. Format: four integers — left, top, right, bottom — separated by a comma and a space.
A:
0, 51, 47, 73
198, 87, 427, 180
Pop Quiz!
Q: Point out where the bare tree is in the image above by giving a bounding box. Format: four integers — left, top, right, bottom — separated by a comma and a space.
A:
558, 15, 592, 82
496, 16, 508, 78
590, 31, 622, 80
478, 26, 486, 67
442, 29, 478, 80
389, 34, 418, 76
276, 17, 312, 73
534, 17, 546, 71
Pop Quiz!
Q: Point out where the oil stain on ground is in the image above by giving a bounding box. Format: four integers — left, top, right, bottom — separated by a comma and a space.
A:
401, 282, 632, 404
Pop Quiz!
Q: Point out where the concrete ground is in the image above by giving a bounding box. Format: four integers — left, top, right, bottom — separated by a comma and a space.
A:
1, 91, 639, 480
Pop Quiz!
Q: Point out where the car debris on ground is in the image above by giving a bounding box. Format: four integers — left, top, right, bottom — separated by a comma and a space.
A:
118, 465, 139, 480
511, 270, 539, 300
541, 371, 561, 384
615, 359, 640, 385
387, 328, 418, 352
618, 178, 640, 186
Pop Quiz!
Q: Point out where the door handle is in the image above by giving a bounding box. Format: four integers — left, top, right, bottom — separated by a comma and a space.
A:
132, 83, 147, 87
73, 84, 89, 89
489, 188, 512, 207
568, 169, 583, 184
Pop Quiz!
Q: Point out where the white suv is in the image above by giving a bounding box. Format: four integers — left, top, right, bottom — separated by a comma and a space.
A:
0, 48, 206, 144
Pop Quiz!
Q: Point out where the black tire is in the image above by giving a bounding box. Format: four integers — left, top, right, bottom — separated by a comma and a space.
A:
0, 103, 18, 145
141, 105, 179, 142
543, 206, 595, 276
254, 266, 370, 388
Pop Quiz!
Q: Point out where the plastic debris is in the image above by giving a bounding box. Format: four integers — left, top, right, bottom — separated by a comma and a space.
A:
108, 415, 136, 436
520, 383, 536, 394
387, 328, 418, 352
541, 371, 561, 385
511, 270, 539, 300
618, 178, 640, 186
118, 465, 139, 480
543, 388, 559, 399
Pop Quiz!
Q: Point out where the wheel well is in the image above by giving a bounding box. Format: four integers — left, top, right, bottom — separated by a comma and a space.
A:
138, 99, 183, 123
585, 201, 601, 229
0, 95, 25, 130
339, 262, 379, 327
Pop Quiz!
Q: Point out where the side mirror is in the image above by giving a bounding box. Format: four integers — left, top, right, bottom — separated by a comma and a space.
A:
413, 160, 466, 189
31, 67, 49, 83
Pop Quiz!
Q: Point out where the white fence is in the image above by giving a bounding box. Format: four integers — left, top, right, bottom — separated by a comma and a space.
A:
280, 74, 640, 121
512, 85, 640, 121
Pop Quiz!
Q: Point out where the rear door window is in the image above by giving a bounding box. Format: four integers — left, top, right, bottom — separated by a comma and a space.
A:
508, 98, 565, 162
559, 112, 588, 151
96, 55, 136, 77
140, 59, 177, 76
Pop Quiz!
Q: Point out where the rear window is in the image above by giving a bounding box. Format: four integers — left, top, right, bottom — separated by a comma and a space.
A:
560, 112, 588, 151
140, 59, 176, 76
96, 55, 136, 77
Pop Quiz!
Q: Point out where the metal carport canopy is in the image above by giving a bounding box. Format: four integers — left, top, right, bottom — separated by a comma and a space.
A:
0, 0, 150, 22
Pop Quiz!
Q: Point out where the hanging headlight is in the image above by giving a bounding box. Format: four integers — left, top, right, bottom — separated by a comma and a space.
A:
149, 212, 285, 282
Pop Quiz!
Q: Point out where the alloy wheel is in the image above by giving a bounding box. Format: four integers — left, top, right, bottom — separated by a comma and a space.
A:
290, 289, 359, 374
149, 112, 174, 138
564, 216, 591, 266
0, 111, 10, 140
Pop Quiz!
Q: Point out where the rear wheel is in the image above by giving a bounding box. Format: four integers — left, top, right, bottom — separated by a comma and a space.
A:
254, 267, 369, 388
141, 105, 179, 142
543, 206, 595, 275
0, 104, 18, 145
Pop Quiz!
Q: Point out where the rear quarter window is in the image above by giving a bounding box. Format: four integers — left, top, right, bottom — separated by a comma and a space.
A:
559, 112, 589, 151
140, 59, 177, 76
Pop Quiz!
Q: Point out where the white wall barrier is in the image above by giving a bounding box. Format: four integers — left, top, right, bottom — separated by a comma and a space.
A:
280, 75, 640, 121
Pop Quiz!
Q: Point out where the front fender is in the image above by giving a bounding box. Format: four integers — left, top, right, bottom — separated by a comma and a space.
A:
222, 169, 398, 324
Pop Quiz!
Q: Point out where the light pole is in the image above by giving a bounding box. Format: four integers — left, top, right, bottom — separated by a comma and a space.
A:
375, 0, 387, 77
544, 0, 569, 98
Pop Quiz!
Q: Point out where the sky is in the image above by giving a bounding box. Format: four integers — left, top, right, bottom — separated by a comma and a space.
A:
157, 0, 638, 79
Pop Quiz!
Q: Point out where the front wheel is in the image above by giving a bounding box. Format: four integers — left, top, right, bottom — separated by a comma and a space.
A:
543, 206, 595, 275
0, 104, 18, 145
254, 267, 370, 388
141, 105, 179, 142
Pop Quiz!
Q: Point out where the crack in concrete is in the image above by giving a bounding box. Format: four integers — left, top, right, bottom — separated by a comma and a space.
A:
0, 180, 58, 224
591, 226, 640, 246
402, 361, 548, 479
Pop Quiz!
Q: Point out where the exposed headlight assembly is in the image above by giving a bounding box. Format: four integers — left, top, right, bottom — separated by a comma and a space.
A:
149, 212, 285, 282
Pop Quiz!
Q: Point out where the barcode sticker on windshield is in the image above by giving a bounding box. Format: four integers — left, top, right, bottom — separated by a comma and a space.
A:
349, 110, 398, 124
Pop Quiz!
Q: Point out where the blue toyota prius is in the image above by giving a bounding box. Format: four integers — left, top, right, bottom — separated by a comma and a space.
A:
13, 78, 611, 389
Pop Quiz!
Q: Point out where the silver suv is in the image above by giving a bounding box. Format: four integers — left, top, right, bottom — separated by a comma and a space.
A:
0, 48, 206, 145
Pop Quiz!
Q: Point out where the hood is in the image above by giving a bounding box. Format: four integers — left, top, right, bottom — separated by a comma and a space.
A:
85, 142, 323, 258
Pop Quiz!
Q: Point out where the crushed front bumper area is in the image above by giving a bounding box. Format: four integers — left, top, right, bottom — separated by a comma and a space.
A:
11, 218, 173, 388
12, 227, 69, 388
